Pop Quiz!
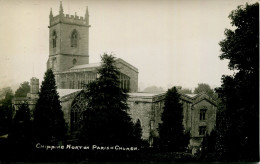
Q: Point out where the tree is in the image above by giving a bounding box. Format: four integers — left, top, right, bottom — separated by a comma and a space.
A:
143, 86, 165, 93
0, 87, 14, 135
133, 119, 143, 146
0, 87, 13, 100
194, 83, 215, 98
79, 54, 140, 146
9, 103, 32, 150
158, 87, 189, 151
215, 2, 259, 161
198, 129, 217, 161
33, 69, 66, 144
179, 88, 192, 94
15, 81, 30, 97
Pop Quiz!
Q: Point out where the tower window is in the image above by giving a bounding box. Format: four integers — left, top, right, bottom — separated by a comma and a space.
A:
73, 59, 77, 65
71, 30, 78, 47
52, 31, 57, 48
200, 109, 206, 121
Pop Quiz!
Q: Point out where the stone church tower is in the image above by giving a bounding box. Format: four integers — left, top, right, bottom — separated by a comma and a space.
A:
47, 2, 90, 72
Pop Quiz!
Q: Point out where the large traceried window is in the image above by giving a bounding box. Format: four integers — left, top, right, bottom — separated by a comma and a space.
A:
71, 91, 87, 132
71, 30, 78, 48
52, 30, 57, 48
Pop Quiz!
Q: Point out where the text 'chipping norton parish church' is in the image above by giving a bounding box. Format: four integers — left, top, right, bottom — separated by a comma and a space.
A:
12, 2, 216, 153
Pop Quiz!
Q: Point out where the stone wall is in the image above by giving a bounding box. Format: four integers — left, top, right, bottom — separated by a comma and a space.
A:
191, 99, 216, 137
127, 93, 165, 141
59, 90, 81, 132
116, 59, 138, 92
128, 101, 153, 140
127, 92, 216, 148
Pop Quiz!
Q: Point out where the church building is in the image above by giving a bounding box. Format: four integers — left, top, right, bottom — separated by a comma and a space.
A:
13, 2, 216, 153
47, 2, 138, 92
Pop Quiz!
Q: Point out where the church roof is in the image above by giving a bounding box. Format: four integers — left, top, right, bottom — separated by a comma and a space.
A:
67, 58, 138, 73
70, 63, 101, 70
129, 92, 165, 97
185, 94, 198, 98
57, 89, 82, 98
128, 92, 165, 102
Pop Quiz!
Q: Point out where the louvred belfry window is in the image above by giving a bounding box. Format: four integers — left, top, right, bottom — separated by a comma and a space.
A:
71, 30, 78, 47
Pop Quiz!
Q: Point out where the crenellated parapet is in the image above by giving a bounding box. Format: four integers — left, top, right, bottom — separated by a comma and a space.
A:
49, 1, 90, 28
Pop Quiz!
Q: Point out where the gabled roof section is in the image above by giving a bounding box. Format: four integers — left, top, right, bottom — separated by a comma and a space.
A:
65, 58, 138, 73
180, 92, 216, 106
128, 92, 165, 102
57, 89, 82, 98
185, 94, 197, 98
191, 92, 216, 106
115, 58, 138, 73
129, 92, 165, 98
70, 63, 101, 70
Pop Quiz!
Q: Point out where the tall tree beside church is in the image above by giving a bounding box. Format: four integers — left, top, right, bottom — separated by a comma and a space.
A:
79, 54, 140, 146
215, 2, 259, 161
133, 119, 143, 146
15, 81, 30, 97
33, 69, 66, 144
158, 87, 189, 151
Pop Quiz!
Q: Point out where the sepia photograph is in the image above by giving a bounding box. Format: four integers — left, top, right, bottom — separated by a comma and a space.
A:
0, 0, 259, 162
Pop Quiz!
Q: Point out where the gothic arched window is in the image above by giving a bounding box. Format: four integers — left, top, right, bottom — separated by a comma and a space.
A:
71, 30, 78, 47
52, 30, 57, 48
71, 91, 87, 132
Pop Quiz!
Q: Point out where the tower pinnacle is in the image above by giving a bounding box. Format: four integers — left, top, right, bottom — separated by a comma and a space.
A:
59, 1, 64, 15
85, 6, 89, 18
85, 6, 89, 24
50, 8, 53, 18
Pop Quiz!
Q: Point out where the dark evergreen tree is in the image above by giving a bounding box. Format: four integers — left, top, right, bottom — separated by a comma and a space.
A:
158, 87, 189, 151
215, 2, 259, 161
9, 103, 32, 151
15, 81, 30, 97
133, 119, 143, 146
79, 54, 140, 146
198, 129, 217, 161
33, 69, 66, 144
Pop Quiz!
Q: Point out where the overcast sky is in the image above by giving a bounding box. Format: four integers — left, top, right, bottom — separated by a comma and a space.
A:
0, 0, 256, 91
